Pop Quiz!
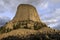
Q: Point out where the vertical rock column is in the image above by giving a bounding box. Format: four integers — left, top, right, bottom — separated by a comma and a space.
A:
5, 4, 43, 29
13, 4, 41, 22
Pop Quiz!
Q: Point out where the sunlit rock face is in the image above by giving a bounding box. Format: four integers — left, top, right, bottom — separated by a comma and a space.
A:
4, 4, 47, 29
0, 4, 60, 40
13, 4, 40, 22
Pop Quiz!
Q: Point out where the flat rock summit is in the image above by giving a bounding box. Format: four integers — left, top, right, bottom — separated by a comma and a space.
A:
0, 4, 60, 40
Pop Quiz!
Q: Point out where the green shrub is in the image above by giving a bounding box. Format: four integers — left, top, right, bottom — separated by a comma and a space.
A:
13, 22, 21, 29
5, 28, 12, 33
0, 26, 12, 33
34, 23, 41, 30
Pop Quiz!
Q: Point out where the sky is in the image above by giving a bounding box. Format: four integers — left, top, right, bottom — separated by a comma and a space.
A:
0, 0, 60, 30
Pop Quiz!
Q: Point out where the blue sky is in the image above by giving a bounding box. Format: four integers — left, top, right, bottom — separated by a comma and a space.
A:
0, 0, 60, 30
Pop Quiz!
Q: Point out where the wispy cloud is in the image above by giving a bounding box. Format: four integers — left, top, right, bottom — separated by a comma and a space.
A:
49, 0, 60, 3
39, 2, 48, 10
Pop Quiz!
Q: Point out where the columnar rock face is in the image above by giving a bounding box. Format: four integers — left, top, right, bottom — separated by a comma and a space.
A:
0, 4, 60, 40
13, 4, 40, 22
5, 4, 47, 29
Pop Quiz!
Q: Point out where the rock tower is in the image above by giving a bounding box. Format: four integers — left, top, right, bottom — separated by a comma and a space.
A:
13, 4, 40, 22
5, 4, 47, 29
0, 4, 60, 40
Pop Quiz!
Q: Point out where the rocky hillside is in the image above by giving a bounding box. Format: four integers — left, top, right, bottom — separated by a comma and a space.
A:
0, 27, 60, 40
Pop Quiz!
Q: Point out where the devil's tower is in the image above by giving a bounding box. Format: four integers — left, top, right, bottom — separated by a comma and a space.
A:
0, 4, 60, 40
5, 4, 47, 29
13, 4, 40, 22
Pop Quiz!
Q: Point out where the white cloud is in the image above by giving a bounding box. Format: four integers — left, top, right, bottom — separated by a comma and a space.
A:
54, 8, 60, 14
40, 2, 48, 9
49, 0, 60, 3
43, 19, 57, 23
42, 8, 60, 29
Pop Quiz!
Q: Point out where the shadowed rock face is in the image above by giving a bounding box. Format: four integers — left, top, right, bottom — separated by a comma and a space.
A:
13, 4, 40, 22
